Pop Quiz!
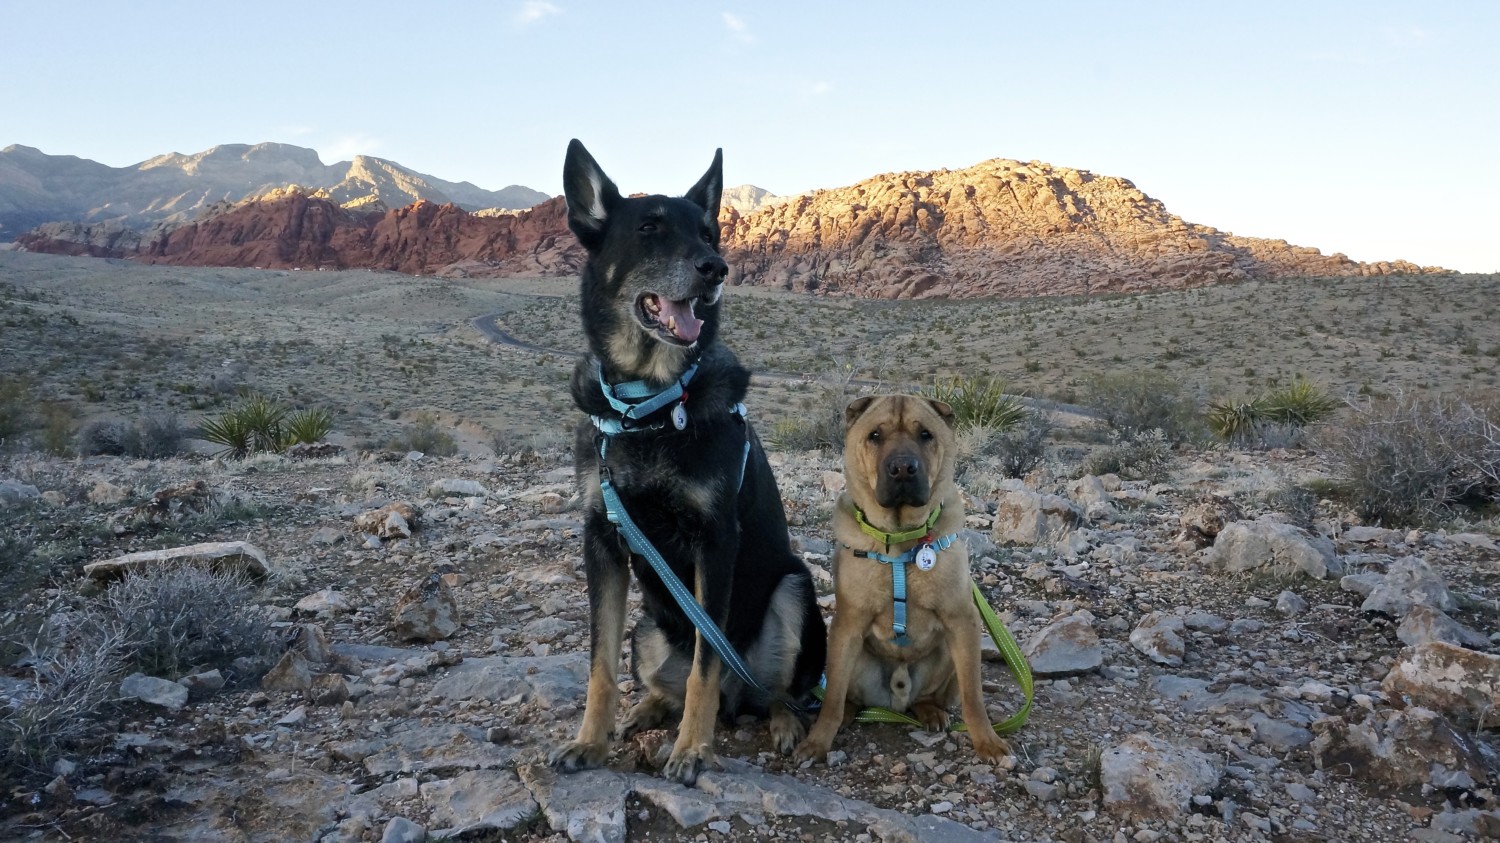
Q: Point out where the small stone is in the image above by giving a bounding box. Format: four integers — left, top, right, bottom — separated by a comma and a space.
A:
277, 705, 308, 726
381, 816, 427, 843
1275, 590, 1309, 616
295, 588, 352, 615
392, 574, 461, 642
1130, 612, 1186, 667
120, 672, 189, 712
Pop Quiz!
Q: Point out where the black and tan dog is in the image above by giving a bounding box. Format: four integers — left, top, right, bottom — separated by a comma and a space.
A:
794, 395, 1011, 763
547, 140, 826, 785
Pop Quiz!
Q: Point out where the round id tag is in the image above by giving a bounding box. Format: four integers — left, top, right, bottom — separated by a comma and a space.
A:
915, 544, 937, 570
671, 403, 688, 430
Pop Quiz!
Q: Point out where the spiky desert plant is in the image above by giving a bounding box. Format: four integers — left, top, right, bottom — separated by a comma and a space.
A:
1207, 396, 1273, 441
197, 410, 255, 459
1263, 377, 1339, 426
929, 376, 1027, 430
234, 393, 290, 452
283, 407, 334, 445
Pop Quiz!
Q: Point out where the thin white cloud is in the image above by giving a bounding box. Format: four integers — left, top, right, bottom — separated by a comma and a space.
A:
723, 12, 754, 44
320, 133, 383, 163
517, 1, 560, 25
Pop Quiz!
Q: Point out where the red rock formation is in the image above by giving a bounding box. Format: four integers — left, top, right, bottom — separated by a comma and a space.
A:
19, 157, 1446, 296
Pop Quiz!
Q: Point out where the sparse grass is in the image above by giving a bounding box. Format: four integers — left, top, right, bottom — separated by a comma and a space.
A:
392, 412, 458, 456
1080, 371, 1204, 445
100, 567, 281, 681
1083, 428, 1173, 482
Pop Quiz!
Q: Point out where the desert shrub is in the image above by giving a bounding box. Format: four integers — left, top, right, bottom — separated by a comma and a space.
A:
1, 615, 130, 772
1206, 396, 1272, 442
1313, 395, 1498, 526
1261, 485, 1320, 529
1263, 378, 1339, 426
136, 413, 188, 458
1080, 371, 1202, 444
767, 365, 869, 453
100, 567, 280, 681
959, 413, 1054, 479
1083, 428, 1172, 482
394, 412, 457, 456
928, 376, 1026, 430
0, 376, 37, 448
79, 419, 141, 456
37, 403, 76, 456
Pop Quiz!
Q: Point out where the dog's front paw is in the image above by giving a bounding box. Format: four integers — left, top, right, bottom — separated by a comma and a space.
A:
792, 734, 832, 764
619, 695, 674, 740
663, 742, 716, 786
911, 700, 952, 732
970, 731, 1012, 764
547, 739, 610, 773
769, 707, 806, 754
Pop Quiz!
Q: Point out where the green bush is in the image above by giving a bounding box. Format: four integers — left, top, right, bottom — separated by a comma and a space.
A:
928, 376, 1027, 430
1209, 377, 1338, 444
1080, 371, 1202, 444
199, 394, 332, 459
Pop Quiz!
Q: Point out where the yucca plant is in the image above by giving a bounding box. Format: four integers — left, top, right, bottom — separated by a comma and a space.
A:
283, 407, 334, 445
1206, 396, 1273, 441
1263, 378, 1339, 426
233, 394, 289, 453
197, 411, 255, 459
929, 376, 1027, 430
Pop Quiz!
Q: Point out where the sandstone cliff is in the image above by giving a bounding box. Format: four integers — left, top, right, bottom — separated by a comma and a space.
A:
17, 155, 1447, 295
721, 158, 1442, 299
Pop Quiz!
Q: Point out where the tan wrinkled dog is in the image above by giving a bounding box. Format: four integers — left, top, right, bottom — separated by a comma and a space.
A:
794, 395, 1012, 763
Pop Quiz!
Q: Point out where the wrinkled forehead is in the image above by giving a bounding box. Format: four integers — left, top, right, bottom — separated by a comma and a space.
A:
857, 396, 939, 434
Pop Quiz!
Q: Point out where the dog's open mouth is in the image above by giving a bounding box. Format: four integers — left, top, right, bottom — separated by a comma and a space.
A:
637, 293, 705, 345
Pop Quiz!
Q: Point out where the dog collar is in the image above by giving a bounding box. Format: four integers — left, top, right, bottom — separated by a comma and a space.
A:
591, 361, 698, 434
852, 504, 943, 548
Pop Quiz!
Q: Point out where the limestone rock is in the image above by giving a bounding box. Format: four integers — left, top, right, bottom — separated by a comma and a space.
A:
1204, 519, 1341, 579
1382, 642, 1500, 721
178, 669, 225, 700
1100, 733, 1221, 821
419, 769, 536, 835
392, 574, 461, 642
261, 650, 314, 692
120, 672, 190, 712
428, 478, 489, 498
295, 588, 353, 615
84, 541, 273, 582
0, 480, 41, 504
1178, 495, 1243, 547
1361, 556, 1456, 617
354, 501, 418, 539
1022, 613, 1104, 677
1396, 605, 1488, 649
1312, 707, 1495, 789
993, 487, 1082, 546
87, 479, 129, 505
1130, 612, 1187, 667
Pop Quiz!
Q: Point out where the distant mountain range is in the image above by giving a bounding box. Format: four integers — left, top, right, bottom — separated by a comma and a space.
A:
0, 142, 551, 238
10, 144, 1449, 298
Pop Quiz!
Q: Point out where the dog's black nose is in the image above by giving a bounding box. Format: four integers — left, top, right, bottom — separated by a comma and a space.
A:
697, 255, 728, 280
886, 454, 920, 479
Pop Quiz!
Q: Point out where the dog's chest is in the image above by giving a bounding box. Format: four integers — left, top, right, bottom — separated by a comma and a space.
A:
839, 552, 967, 660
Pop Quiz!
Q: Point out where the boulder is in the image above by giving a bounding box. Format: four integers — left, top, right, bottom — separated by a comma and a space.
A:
1312, 707, 1494, 789
84, 541, 273, 582
393, 574, 461, 642
1022, 614, 1104, 677
1177, 495, 1243, 547
1099, 734, 1221, 821
1130, 612, 1186, 667
120, 672, 190, 712
993, 487, 1082, 546
354, 502, 418, 540
1361, 556, 1456, 617
1204, 519, 1341, 579
1382, 642, 1500, 721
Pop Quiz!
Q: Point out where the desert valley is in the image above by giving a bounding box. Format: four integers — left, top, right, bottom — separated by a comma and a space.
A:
0, 142, 1497, 843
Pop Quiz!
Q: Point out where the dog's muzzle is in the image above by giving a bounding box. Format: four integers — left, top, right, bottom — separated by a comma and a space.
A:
876, 450, 930, 508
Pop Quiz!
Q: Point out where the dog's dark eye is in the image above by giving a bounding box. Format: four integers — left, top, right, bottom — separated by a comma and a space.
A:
701, 230, 714, 244
867, 429, 881, 443
638, 222, 657, 234
919, 428, 934, 442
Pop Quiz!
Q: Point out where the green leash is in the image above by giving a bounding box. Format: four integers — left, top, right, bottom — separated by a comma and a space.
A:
818, 583, 1034, 735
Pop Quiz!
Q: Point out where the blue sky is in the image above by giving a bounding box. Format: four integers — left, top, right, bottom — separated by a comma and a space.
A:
4, 1, 1496, 272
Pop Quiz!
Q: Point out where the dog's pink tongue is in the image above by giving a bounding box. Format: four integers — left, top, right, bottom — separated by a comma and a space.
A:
659, 298, 703, 343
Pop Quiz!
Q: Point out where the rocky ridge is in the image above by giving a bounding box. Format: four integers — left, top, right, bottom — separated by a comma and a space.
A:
0, 142, 549, 238
18, 155, 1447, 297
1, 438, 1496, 842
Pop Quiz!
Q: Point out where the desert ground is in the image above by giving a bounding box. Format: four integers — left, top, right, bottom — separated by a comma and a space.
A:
1, 251, 1498, 842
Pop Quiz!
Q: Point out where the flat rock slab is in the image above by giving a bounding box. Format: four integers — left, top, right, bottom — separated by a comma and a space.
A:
331, 724, 517, 776
517, 760, 994, 843
431, 653, 590, 707
420, 769, 537, 835
83, 541, 273, 581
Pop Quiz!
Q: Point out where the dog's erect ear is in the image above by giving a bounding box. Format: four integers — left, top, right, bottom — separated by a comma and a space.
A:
684, 148, 723, 227
563, 139, 621, 249
844, 396, 878, 432
925, 398, 956, 429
